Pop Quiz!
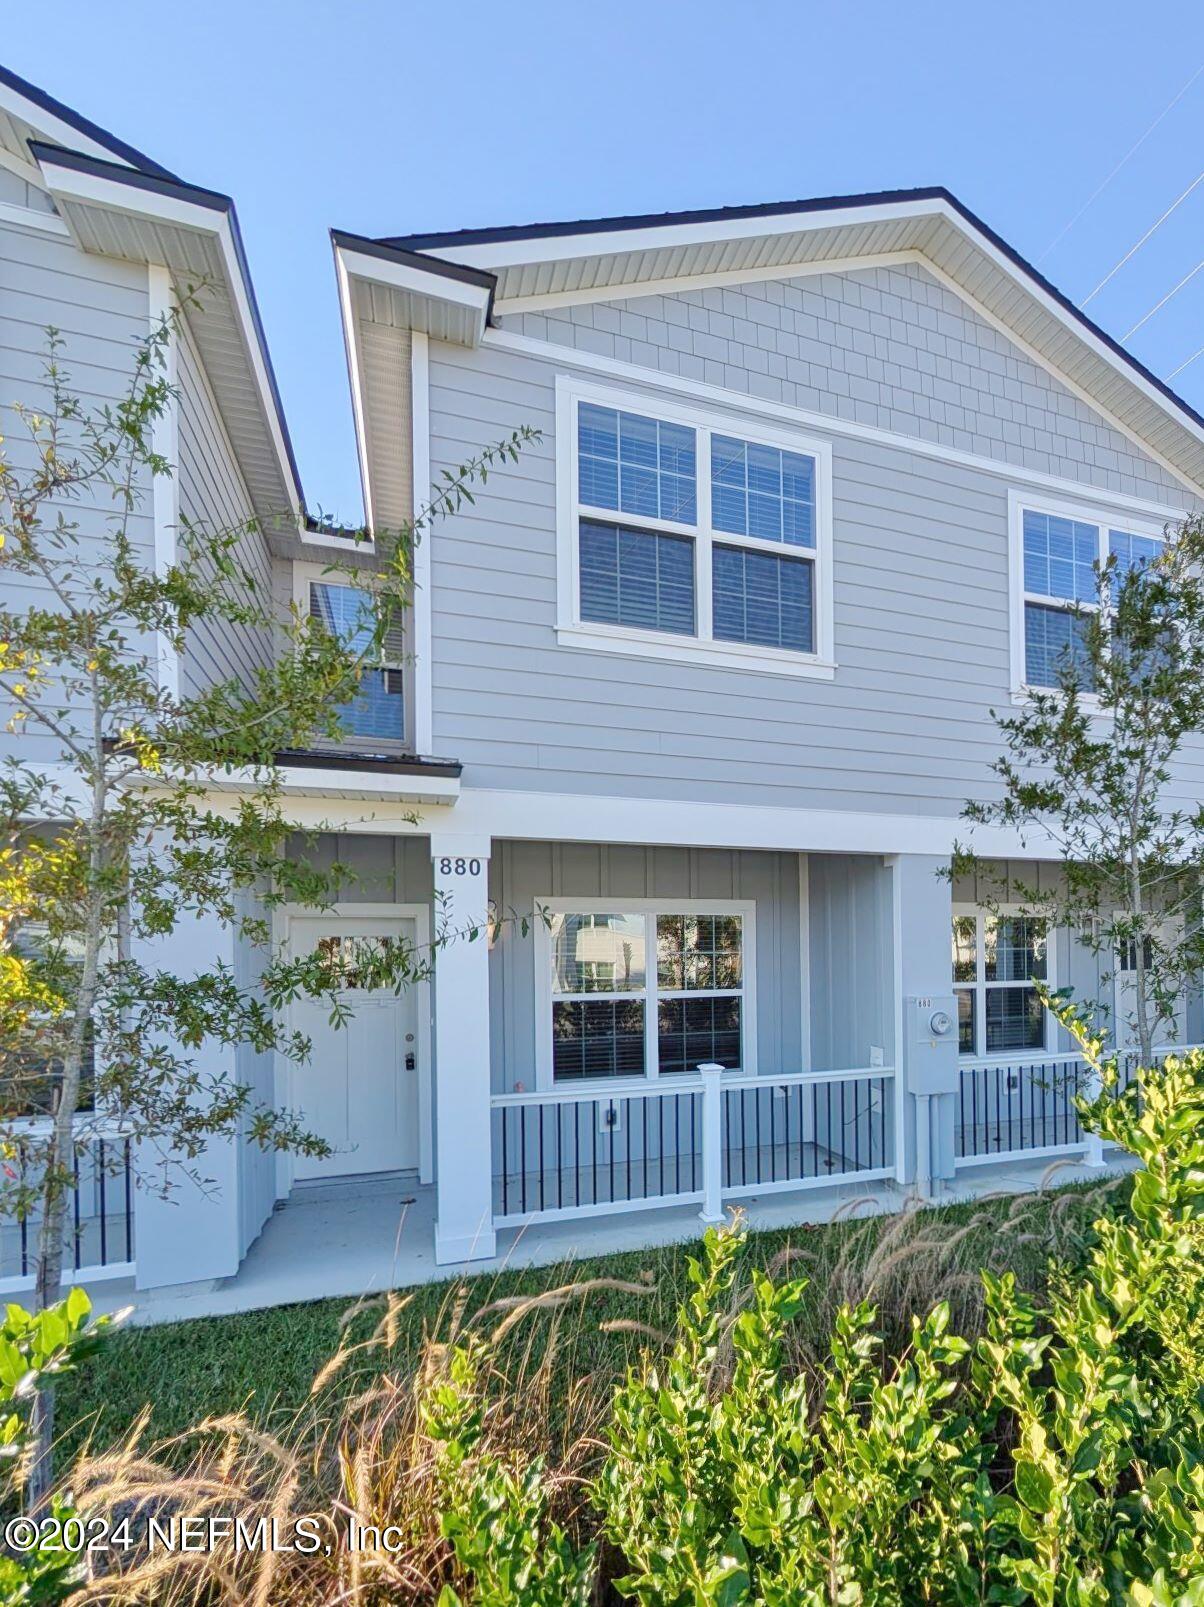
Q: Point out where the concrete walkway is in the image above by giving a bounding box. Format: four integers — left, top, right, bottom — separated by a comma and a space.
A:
86, 1150, 1128, 1328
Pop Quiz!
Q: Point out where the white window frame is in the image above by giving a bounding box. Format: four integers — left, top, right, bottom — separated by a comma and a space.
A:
1007, 489, 1173, 701
534, 897, 758, 1091
952, 904, 1057, 1061
555, 376, 835, 679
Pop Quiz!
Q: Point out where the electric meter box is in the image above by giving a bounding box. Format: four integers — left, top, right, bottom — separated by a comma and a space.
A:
905, 994, 960, 1096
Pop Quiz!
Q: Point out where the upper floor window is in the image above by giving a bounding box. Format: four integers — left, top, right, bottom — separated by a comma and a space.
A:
1013, 496, 1164, 692
557, 380, 833, 678
306, 576, 406, 743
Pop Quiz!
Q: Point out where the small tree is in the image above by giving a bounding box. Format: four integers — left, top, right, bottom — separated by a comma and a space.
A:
962, 514, 1204, 1064
0, 304, 533, 1490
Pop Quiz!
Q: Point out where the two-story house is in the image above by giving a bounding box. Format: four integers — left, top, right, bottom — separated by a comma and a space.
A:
3, 66, 1203, 1316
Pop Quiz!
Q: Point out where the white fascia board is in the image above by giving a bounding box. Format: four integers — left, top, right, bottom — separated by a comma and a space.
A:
338, 243, 492, 318
334, 246, 374, 527
0, 82, 140, 173
422, 197, 945, 271
34, 155, 303, 522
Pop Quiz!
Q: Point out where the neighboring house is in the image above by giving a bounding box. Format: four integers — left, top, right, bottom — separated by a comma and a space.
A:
2, 67, 1203, 1311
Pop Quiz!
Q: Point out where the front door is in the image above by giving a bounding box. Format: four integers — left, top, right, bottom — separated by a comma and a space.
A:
1113, 918, 1186, 1056
288, 915, 419, 1180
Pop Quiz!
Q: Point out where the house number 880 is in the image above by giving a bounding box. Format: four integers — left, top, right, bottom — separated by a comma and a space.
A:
438, 857, 481, 877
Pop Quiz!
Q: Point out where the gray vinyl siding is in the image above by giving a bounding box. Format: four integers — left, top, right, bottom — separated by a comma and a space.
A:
508, 261, 1188, 505
0, 215, 153, 761
176, 317, 274, 696
808, 855, 895, 1072
424, 322, 1204, 815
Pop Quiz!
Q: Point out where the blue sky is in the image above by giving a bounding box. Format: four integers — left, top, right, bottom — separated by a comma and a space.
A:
7, 0, 1204, 521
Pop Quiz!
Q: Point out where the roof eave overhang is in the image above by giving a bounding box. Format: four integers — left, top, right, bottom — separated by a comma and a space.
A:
404, 192, 1204, 496
29, 142, 304, 528
332, 231, 495, 346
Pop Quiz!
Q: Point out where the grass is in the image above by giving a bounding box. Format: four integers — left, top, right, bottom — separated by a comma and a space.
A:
56, 1173, 1117, 1471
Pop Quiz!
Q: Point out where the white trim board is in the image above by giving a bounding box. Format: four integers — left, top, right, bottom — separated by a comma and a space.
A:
148, 264, 180, 700
484, 327, 1197, 519
0, 197, 68, 236
410, 330, 434, 754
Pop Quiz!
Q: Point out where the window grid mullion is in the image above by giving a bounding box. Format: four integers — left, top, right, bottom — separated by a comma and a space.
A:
697, 429, 713, 641
645, 913, 660, 1080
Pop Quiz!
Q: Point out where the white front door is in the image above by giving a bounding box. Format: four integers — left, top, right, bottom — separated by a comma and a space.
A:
288, 915, 420, 1180
1113, 919, 1186, 1055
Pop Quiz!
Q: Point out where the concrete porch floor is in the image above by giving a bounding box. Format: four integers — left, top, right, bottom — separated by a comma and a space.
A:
83, 1151, 1131, 1328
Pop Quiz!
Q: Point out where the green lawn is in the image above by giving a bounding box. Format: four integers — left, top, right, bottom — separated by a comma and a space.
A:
56, 1179, 1117, 1469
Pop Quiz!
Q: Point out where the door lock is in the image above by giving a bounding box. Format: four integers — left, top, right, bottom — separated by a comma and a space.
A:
405, 1052, 416, 1071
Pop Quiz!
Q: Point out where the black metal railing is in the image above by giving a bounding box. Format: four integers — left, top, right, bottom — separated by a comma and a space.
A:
1, 1130, 135, 1287
955, 1058, 1085, 1160
722, 1074, 891, 1191
492, 1087, 703, 1220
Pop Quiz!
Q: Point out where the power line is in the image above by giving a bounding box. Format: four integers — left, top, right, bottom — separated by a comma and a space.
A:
1037, 60, 1204, 262
1167, 340, 1204, 380
1122, 256, 1204, 340
1080, 168, 1204, 306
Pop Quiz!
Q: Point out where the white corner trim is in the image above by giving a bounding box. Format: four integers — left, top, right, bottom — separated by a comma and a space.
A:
148, 264, 180, 700
484, 329, 1197, 521
0, 197, 69, 236
410, 330, 433, 754
554, 373, 836, 678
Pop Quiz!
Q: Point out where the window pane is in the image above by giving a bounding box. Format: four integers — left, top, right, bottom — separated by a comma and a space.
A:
657, 996, 742, 1074
550, 913, 646, 994
713, 545, 814, 652
952, 916, 976, 983
580, 520, 695, 635
711, 435, 815, 547
984, 917, 1047, 982
1022, 511, 1098, 603
310, 581, 377, 654
984, 987, 1044, 1053
1108, 530, 1161, 601
657, 913, 742, 990
331, 667, 406, 741
1024, 602, 1094, 689
578, 404, 696, 523
956, 989, 976, 1055
553, 1000, 646, 1081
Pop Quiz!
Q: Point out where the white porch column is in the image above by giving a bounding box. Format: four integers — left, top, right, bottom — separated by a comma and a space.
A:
430, 833, 496, 1264
890, 854, 958, 1193
132, 906, 243, 1290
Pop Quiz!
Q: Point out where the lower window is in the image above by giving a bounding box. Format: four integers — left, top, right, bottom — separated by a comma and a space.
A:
546, 908, 748, 1083
953, 911, 1049, 1057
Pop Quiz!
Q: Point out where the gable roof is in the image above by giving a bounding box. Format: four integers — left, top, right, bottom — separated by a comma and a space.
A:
0, 62, 176, 179
359, 187, 1204, 496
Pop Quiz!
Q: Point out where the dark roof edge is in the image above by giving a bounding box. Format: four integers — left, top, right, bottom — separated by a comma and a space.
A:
383, 184, 1204, 446
0, 62, 179, 181
332, 228, 497, 292
29, 141, 307, 507
275, 748, 462, 778
382, 185, 955, 251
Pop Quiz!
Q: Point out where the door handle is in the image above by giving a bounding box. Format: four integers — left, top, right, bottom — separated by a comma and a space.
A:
405, 1053, 416, 1071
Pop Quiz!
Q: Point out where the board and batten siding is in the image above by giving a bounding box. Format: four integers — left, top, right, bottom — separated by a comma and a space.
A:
0, 207, 154, 761
287, 834, 806, 1094
176, 315, 274, 697
423, 289, 1204, 815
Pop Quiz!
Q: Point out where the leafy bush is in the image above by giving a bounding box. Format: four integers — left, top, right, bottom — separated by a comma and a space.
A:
0, 1288, 114, 1604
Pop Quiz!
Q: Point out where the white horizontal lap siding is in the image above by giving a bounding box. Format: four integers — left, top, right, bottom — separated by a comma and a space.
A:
175, 318, 274, 697
0, 221, 155, 764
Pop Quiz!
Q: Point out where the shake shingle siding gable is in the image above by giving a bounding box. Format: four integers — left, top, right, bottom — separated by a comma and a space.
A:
504, 261, 1189, 506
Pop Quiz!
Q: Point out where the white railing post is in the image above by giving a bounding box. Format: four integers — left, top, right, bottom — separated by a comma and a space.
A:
1082, 1055, 1106, 1168
698, 1063, 725, 1225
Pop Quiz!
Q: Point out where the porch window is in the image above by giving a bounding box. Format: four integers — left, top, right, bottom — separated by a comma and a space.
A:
953, 911, 1049, 1057
561, 380, 832, 676
1018, 504, 1162, 690
547, 907, 748, 1083
309, 580, 406, 741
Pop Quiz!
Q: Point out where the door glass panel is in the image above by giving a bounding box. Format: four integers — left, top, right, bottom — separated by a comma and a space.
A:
313, 934, 407, 989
